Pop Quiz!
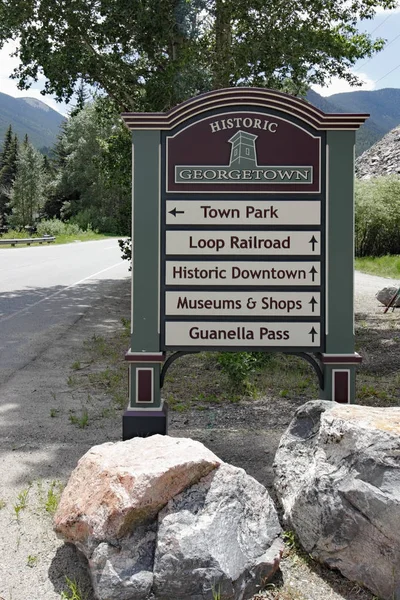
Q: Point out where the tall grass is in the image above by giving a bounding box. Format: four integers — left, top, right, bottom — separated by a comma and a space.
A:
355, 255, 400, 279
355, 176, 400, 257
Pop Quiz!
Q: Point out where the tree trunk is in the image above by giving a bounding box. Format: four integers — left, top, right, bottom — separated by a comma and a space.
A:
214, 0, 232, 89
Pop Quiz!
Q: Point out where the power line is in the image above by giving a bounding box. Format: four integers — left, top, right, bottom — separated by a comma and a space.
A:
354, 30, 400, 72
380, 30, 400, 51
374, 61, 400, 84
369, 12, 393, 34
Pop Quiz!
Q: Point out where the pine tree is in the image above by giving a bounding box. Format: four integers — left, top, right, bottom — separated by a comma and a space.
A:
0, 129, 19, 226
70, 80, 90, 118
9, 141, 46, 228
0, 125, 13, 171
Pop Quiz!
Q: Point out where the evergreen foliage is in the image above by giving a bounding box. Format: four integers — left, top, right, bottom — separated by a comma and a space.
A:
9, 140, 46, 228
0, 126, 18, 226
0, 124, 12, 171
69, 80, 90, 118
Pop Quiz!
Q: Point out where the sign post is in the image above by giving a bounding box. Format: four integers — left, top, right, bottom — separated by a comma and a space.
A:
122, 88, 367, 439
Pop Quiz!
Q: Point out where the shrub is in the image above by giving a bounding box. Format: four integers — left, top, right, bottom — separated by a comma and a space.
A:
36, 218, 92, 237
70, 208, 126, 235
217, 351, 273, 394
118, 238, 132, 269
355, 176, 400, 257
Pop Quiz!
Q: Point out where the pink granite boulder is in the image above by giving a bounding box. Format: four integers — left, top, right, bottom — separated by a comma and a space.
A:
54, 435, 221, 554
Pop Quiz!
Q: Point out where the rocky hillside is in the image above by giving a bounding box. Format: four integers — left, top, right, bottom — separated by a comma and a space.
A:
355, 126, 400, 179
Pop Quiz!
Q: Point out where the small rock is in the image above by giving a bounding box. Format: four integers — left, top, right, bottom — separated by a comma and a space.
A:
376, 286, 400, 307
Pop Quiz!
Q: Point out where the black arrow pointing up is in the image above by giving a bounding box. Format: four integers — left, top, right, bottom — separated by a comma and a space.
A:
309, 266, 318, 282
169, 207, 185, 217
309, 235, 318, 251
309, 296, 318, 313
309, 327, 318, 343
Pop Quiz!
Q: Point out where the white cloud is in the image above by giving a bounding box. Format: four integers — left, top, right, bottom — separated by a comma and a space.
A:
312, 72, 376, 96
374, 3, 400, 14
0, 40, 67, 115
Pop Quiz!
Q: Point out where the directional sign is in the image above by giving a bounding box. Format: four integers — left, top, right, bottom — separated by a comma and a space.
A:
165, 261, 321, 286
166, 200, 321, 225
161, 109, 325, 353
166, 231, 321, 256
165, 321, 321, 348
165, 291, 321, 316
122, 87, 367, 426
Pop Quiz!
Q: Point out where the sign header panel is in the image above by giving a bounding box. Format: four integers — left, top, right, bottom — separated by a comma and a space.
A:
166, 112, 321, 194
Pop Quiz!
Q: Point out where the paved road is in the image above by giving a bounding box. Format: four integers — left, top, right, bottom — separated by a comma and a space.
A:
0, 239, 129, 386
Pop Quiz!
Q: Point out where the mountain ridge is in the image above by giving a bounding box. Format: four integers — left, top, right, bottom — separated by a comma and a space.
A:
0, 92, 65, 151
306, 88, 400, 156
1, 87, 399, 157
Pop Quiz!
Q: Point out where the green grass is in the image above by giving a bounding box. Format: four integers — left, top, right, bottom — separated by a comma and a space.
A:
355, 255, 400, 279
61, 577, 87, 600
13, 486, 30, 518
53, 232, 115, 245
43, 480, 64, 515
27, 554, 38, 567
69, 408, 89, 428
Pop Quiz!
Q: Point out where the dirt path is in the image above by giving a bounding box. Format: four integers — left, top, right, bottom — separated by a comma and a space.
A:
0, 271, 397, 600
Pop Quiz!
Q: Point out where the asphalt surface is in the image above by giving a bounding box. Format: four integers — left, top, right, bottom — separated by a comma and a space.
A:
0, 239, 129, 387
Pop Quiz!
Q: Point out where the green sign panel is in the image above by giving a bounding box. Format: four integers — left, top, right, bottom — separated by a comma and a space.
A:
121, 88, 368, 439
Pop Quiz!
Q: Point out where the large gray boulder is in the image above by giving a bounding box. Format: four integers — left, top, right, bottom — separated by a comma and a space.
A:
274, 400, 400, 600
153, 463, 282, 600
55, 436, 283, 600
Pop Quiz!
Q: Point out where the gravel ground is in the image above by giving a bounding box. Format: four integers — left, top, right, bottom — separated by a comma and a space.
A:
0, 271, 398, 600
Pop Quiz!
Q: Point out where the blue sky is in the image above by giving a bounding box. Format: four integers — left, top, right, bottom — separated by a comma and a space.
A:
1, 5, 400, 115
313, 5, 400, 96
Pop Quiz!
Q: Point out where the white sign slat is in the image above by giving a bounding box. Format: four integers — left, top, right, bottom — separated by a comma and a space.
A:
166, 261, 321, 286
166, 231, 320, 255
165, 291, 321, 316
166, 200, 320, 225
165, 321, 321, 347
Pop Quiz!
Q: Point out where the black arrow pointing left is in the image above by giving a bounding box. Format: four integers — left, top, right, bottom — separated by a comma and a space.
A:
169, 207, 185, 217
